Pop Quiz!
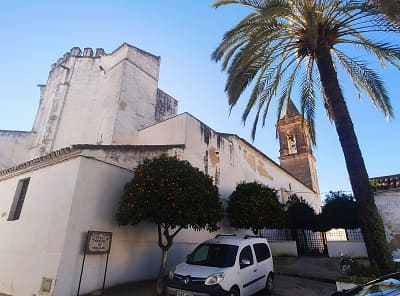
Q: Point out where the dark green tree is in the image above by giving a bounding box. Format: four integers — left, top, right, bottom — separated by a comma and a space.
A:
116, 154, 223, 295
320, 191, 359, 231
212, 0, 399, 273
286, 195, 318, 231
227, 181, 286, 234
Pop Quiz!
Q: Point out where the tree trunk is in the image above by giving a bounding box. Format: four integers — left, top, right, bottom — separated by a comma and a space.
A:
156, 248, 168, 295
156, 224, 183, 295
315, 46, 394, 274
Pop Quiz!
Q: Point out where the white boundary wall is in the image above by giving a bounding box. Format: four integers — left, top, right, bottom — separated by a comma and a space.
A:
327, 241, 368, 258
269, 241, 298, 257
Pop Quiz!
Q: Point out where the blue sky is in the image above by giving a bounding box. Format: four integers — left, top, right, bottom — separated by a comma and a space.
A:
0, 1, 399, 200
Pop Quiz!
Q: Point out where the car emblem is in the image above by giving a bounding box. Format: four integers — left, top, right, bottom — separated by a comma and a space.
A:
183, 276, 190, 285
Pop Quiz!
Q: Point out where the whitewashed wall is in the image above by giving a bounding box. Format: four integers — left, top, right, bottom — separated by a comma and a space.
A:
54, 157, 135, 295
327, 241, 368, 258
31, 44, 162, 159
0, 152, 209, 296
269, 241, 298, 256
0, 131, 34, 169
0, 158, 81, 296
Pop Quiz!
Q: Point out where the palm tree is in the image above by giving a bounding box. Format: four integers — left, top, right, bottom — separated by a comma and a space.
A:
212, 0, 399, 273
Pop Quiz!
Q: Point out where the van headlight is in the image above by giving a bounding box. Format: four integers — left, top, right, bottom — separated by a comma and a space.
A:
169, 266, 176, 280
204, 272, 224, 285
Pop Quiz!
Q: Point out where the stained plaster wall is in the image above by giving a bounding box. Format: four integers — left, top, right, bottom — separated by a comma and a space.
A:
0, 131, 34, 169
374, 190, 400, 256
137, 113, 320, 210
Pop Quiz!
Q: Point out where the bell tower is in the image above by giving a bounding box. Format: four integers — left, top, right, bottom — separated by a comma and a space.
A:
277, 100, 320, 193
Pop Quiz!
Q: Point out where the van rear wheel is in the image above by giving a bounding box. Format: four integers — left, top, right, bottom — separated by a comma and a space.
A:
265, 273, 273, 294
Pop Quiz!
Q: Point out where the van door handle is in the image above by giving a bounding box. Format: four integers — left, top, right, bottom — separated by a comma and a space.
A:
253, 269, 257, 272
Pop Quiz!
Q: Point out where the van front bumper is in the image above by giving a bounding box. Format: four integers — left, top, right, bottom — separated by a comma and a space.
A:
166, 278, 231, 296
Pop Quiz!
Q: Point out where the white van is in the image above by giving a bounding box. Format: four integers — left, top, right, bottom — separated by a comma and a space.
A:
166, 234, 274, 296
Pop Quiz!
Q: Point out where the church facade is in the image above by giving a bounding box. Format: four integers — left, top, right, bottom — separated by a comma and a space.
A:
0, 43, 320, 296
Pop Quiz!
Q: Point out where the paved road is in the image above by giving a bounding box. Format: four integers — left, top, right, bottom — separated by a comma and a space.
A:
267, 274, 336, 296
95, 274, 337, 296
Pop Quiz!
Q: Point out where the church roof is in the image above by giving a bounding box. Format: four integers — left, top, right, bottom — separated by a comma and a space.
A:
0, 144, 185, 180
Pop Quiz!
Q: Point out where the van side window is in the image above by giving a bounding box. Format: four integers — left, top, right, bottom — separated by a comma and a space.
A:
253, 243, 271, 262
239, 246, 254, 268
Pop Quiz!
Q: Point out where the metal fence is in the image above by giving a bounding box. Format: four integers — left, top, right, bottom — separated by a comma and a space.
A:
295, 229, 327, 255
345, 228, 364, 240
259, 228, 292, 241
260, 227, 364, 256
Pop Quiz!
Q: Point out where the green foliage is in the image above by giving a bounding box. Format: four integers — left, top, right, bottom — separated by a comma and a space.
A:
345, 259, 378, 277
286, 194, 318, 230
227, 181, 286, 233
116, 154, 223, 232
320, 191, 359, 231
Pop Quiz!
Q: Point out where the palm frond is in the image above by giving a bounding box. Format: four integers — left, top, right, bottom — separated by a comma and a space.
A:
276, 60, 303, 124
339, 35, 400, 70
335, 50, 393, 118
212, 0, 241, 9
300, 56, 317, 144
213, 0, 267, 9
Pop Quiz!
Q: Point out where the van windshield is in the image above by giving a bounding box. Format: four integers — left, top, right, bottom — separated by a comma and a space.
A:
186, 244, 238, 268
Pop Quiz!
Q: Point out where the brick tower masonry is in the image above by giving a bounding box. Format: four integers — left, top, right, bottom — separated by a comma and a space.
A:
277, 99, 320, 193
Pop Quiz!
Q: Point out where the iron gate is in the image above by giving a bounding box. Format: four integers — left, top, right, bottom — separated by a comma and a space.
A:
293, 229, 328, 256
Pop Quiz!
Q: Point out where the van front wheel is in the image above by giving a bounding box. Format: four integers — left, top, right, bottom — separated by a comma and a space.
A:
229, 287, 239, 296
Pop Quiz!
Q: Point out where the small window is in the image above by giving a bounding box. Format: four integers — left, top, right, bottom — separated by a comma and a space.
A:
287, 134, 297, 154
253, 243, 271, 262
239, 246, 254, 268
8, 178, 30, 221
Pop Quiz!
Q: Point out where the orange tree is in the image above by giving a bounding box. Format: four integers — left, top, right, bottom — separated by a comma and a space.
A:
116, 154, 223, 295
320, 191, 359, 231
227, 181, 285, 234
286, 194, 318, 231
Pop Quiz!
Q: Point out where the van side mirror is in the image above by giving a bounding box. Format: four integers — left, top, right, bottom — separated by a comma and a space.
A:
240, 258, 251, 267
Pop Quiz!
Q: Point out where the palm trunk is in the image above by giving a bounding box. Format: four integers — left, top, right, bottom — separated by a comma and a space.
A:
315, 46, 394, 274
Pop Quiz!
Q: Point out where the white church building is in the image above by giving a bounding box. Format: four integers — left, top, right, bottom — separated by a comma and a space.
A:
0, 43, 320, 296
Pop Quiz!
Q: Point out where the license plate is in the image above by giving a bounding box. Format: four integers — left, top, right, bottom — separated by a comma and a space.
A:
176, 289, 193, 296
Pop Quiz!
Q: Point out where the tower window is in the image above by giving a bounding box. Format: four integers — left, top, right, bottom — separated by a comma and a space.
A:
8, 178, 30, 221
287, 134, 297, 154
